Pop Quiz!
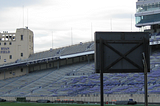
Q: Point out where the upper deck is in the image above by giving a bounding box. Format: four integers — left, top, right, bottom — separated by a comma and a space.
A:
135, 0, 160, 27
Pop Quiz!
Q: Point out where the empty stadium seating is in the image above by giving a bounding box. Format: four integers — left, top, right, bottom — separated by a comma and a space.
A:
0, 41, 160, 98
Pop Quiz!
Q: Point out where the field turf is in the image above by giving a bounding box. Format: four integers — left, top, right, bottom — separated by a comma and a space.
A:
0, 102, 159, 106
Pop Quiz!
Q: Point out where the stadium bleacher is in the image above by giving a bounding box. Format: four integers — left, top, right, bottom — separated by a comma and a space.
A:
0, 40, 159, 103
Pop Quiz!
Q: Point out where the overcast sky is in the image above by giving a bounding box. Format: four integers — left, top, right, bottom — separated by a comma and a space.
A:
0, 0, 139, 53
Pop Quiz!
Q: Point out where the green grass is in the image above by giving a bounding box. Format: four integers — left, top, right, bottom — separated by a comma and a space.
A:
0, 102, 159, 106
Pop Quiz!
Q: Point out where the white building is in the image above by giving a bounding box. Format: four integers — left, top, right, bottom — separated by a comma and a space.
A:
0, 27, 34, 65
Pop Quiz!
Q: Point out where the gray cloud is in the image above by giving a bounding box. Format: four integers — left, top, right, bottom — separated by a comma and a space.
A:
0, 0, 139, 53
111, 13, 134, 19
0, 0, 42, 8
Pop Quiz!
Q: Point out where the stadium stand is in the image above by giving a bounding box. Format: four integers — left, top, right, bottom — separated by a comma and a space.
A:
0, 40, 160, 103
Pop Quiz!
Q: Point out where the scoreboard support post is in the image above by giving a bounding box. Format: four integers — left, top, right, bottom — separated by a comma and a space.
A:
143, 53, 148, 106
100, 38, 104, 106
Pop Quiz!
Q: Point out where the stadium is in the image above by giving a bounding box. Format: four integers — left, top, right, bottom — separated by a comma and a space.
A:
0, 0, 160, 105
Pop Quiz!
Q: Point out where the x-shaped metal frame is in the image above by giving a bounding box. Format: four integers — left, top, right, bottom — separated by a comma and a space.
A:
102, 40, 144, 72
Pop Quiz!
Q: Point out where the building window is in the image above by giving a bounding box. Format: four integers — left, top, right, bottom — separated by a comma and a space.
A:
21, 35, 23, 40
9, 42, 12, 45
13, 37, 15, 41
29, 35, 31, 42
4, 42, 6, 45
0, 56, 1, 59
4, 59, 6, 62
21, 53, 23, 57
32, 36, 33, 43
0, 43, 1, 45
10, 71, 12, 74
21, 68, 23, 72
9, 55, 12, 59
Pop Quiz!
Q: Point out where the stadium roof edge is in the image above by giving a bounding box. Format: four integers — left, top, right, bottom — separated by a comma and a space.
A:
0, 50, 94, 70
60, 51, 94, 59
0, 56, 60, 70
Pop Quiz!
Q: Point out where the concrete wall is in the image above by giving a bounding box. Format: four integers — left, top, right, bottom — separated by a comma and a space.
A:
1, 67, 27, 79
0, 54, 94, 80
66, 58, 72, 65
1, 94, 160, 103
73, 57, 79, 63
0, 71, 5, 80
41, 64, 47, 70
60, 59, 66, 66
